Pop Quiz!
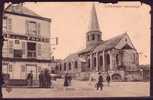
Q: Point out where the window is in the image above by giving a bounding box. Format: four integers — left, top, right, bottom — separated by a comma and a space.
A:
38, 66, 41, 72
99, 56, 103, 66
69, 62, 71, 70
37, 43, 41, 56
26, 21, 39, 36
59, 64, 62, 71
92, 34, 95, 40
8, 65, 12, 72
27, 42, 36, 58
64, 63, 66, 71
56, 65, 58, 71
97, 34, 101, 40
87, 35, 90, 41
116, 54, 119, 65
14, 49, 22, 58
8, 40, 13, 54
15, 40, 20, 44
3, 16, 7, 32
3, 16, 12, 32
22, 41, 26, 55
74, 61, 78, 69
93, 57, 96, 67
106, 54, 110, 65
21, 65, 26, 72
88, 59, 90, 68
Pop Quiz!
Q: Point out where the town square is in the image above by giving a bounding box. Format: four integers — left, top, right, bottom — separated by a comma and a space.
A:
1, 2, 150, 98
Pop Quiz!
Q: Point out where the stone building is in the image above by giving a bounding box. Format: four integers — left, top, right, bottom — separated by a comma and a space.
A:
58, 4, 141, 81
2, 4, 53, 81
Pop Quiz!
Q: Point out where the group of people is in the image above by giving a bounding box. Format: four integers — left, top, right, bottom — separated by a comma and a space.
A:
26, 69, 53, 88
27, 70, 110, 90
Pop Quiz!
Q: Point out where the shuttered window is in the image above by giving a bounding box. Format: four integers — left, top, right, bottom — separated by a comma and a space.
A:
22, 41, 26, 55
7, 18, 12, 32
37, 43, 41, 56
3, 17, 12, 32
8, 40, 13, 54
8, 64, 13, 72
38, 23, 40, 36
21, 65, 26, 72
25, 20, 29, 34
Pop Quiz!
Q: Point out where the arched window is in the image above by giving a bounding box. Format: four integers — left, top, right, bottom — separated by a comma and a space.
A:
99, 55, 103, 66
92, 34, 95, 40
93, 57, 96, 67
97, 34, 101, 40
69, 62, 71, 70
75, 61, 78, 69
64, 63, 66, 71
106, 54, 110, 65
59, 64, 62, 71
116, 54, 119, 65
87, 35, 90, 41
88, 59, 90, 68
105, 54, 110, 71
55, 65, 58, 71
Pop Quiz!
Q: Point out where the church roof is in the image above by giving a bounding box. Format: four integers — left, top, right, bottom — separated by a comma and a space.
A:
64, 53, 78, 61
93, 33, 127, 52
78, 45, 97, 55
88, 4, 100, 32
64, 53, 86, 62
5, 4, 41, 17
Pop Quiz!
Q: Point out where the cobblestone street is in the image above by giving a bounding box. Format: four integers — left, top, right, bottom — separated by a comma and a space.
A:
2, 79, 150, 98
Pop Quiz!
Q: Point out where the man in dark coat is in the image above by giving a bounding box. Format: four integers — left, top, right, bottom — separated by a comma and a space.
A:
64, 73, 69, 89
27, 71, 33, 87
97, 72, 103, 90
106, 73, 111, 86
67, 74, 72, 86
39, 71, 44, 88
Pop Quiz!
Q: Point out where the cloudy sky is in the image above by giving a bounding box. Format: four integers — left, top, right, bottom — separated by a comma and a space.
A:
17, 2, 150, 64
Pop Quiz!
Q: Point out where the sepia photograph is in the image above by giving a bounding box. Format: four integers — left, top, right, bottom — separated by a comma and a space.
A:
1, 1, 150, 98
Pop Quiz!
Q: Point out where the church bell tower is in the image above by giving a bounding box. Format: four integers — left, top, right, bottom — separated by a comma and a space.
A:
86, 4, 102, 48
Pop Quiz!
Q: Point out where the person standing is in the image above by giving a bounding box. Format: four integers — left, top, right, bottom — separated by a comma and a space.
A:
68, 74, 72, 86
106, 73, 111, 86
39, 71, 44, 88
64, 73, 69, 90
27, 71, 33, 87
96, 72, 103, 90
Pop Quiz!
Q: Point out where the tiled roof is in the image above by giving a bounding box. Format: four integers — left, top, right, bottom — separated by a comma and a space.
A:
5, 4, 41, 17
64, 53, 86, 62
93, 33, 127, 52
78, 45, 97, 55
64, 53, 78, 61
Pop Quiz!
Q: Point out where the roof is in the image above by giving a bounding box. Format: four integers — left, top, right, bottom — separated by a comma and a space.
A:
93, 33, 127, 52
4, 4, 51, 22
78, 45, 97, 55
64, 53, 86, 62
5, 4, 41, 17
64, 53, 78, 61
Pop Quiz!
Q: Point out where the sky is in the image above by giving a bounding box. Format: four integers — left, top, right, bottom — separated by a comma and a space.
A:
11, 2, 150, 65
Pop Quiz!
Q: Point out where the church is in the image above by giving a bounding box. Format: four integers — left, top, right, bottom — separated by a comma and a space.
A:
57, 4, 141, 81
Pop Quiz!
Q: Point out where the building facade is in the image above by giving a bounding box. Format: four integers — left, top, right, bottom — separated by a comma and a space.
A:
2, 4, 52, 80
57, 4, 141, 81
